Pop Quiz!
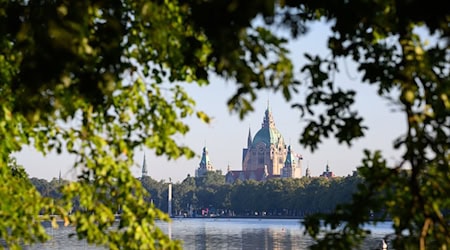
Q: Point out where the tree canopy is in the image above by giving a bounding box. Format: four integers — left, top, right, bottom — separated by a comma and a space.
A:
0, 0, 448, 249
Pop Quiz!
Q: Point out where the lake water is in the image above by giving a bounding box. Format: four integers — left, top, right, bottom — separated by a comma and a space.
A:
23, 218, 393, 249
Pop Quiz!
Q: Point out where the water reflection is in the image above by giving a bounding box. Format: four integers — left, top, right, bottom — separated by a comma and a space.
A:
158, 218, 313, 250
22, 218, 392, 250
23, 226, 104, 250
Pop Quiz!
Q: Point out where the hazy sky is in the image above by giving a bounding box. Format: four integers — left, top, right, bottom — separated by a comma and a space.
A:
16, 21, 406, 183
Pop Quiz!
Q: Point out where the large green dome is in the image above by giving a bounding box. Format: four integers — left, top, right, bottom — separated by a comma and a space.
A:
252, 127, 284, 147
251, 106, 284, 148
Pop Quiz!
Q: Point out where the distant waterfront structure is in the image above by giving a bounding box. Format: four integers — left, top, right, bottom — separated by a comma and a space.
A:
226, 104, 303, 183
195, 147, 215, 177
142, 154, 148, 178
320, 163, 335, 178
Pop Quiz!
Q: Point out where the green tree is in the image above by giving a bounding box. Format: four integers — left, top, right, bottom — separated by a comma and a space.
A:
173, 175, 197, 215
140, 176, 166, 209
277, 1, 449, 249
214, 184, 232, 213
196, 171, 225, 187
1, 157, 53, 247
30, 177, 51, 197
230, 180, 263, 215
261, 179, 285, 215
0, 0, 448, 250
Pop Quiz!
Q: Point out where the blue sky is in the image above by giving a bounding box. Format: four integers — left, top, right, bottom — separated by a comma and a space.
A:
17, 21, 406, 183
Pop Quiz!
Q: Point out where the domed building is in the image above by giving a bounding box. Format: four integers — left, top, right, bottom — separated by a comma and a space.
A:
226, 105, 303, 183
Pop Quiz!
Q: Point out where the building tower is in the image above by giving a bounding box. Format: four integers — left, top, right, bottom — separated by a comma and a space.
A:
242, 104, 287, 176
305, 164, 311, 178
142, 154, 148, 178
226, 105, 305, 183
242, 127, 252, 165
281, 145, 302, 178
320, 163, 335, 178
195, 147, 215, 177
247, 127, 252, 148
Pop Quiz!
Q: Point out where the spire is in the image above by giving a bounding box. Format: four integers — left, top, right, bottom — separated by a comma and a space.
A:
262, 103, 275, 129
247, 127, 252, 147
58, 170, 61, 184
285, 145, 294, 166
303, 161, 309, 177
283, 145, 298, 171
200, 147, 210, 168
142, 154, 148, 178
321, 161, 334, 178
196, 146, 214, 177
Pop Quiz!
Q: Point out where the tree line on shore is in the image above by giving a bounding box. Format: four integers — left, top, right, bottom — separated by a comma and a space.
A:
30, 172, 362, 218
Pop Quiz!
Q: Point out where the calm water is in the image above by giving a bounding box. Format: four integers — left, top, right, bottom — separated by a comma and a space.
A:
23, 218, 393, 249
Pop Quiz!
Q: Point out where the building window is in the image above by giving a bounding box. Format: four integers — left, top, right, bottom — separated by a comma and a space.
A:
258, 147, 264, 154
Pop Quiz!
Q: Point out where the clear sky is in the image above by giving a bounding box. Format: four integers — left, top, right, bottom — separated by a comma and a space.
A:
16, 21, 406, 183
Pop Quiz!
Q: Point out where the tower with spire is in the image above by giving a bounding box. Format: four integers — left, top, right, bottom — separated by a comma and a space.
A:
242, 127, 253, 165
305, 162, 311, 178
305, 167, 311, 178
320, 162, 335, 178
226, 104, 304, 183
281, 145, 302, 178
142, 154, 148, 178
247, 127, 252, 148
195, 147, 215, 177
241, 103, 287, 176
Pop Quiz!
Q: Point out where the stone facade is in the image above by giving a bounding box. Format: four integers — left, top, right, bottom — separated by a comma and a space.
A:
226, 105, 303, 183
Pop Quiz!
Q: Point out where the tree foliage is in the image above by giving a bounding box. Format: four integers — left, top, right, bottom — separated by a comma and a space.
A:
108, 175, 361, 218
0, 0, 449, 249
278, 1, 449, 249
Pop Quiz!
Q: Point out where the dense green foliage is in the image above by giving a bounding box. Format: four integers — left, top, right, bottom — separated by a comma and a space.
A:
31, 174, 361, 218
0, 0, 448, 249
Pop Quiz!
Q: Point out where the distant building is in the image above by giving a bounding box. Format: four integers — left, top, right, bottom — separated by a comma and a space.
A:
142, 154, 148, 178
226, 104, 303, 183
225, 164, 270, 183
195, 147, 215, 177
281, 146, 302, 178
305, 165, 311, 178
320, 163, 335, 178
